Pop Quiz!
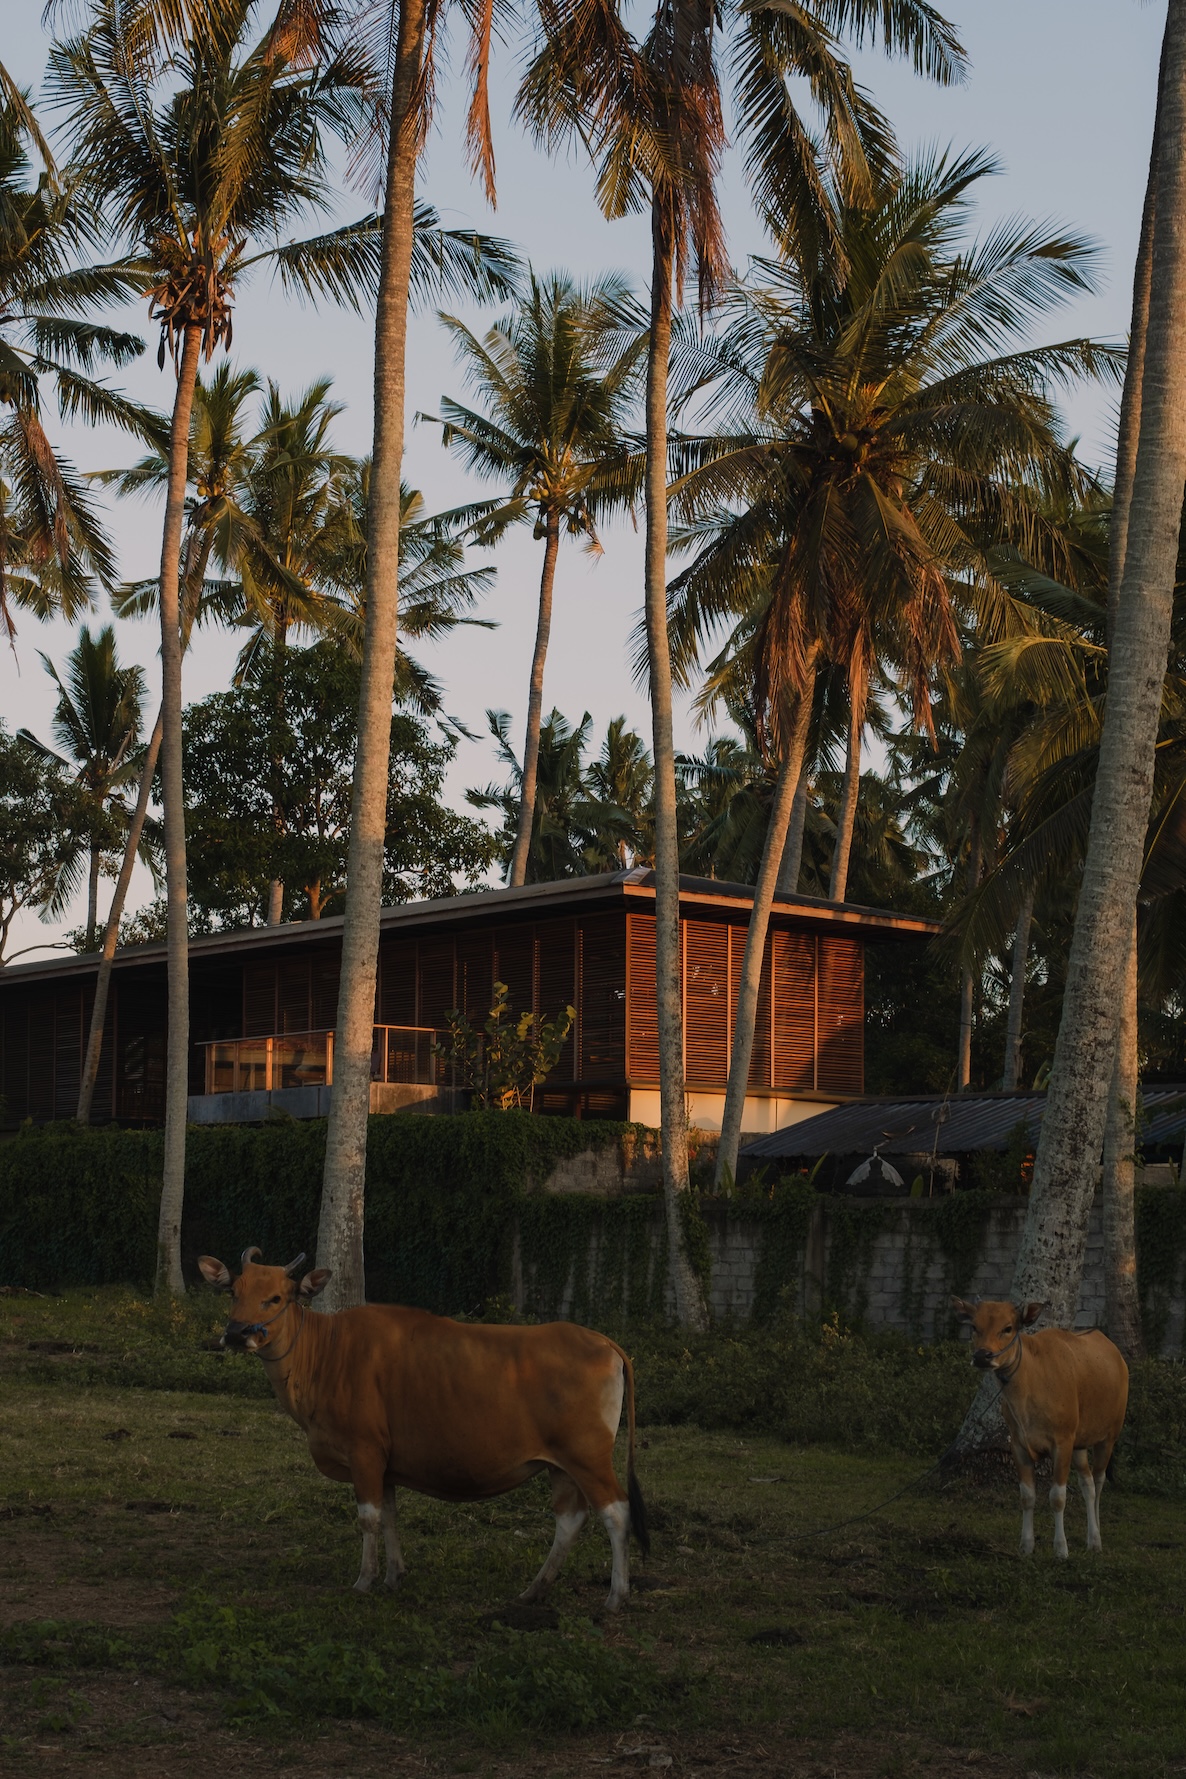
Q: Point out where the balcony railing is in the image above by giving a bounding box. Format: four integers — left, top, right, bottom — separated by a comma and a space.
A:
201, 1025, 438, 1095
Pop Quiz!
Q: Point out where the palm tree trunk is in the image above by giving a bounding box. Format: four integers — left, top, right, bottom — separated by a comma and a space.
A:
716, 666, 817, 1189
645, 207, 706, 1332
86, 843, 101, 952
1002, 886, 1035, 1091
828, 666, 866, 903
77, 709, 163, 1125
1011, 0, 1186, 1329
1102, 911, 1145, 1359
155, 323, 202, 1300
777, 768, 809, 896
508, 508, 560, 887
267, 611, 288, 925
317, 0, 427, 1312
957, 820, 983, 1091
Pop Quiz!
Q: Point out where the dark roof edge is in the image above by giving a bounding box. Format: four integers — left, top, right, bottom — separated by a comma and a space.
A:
0, 870, 939, 985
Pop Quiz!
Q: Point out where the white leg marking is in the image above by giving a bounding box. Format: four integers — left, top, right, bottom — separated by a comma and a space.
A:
1094, 1471, 1107, 1547
381, 1484, 405, 1591
354, 1502, 380, 1594
601, 1499, 630, 1613
1074, 1454, 1101, 1552
1050, 1483, 1068, 1561
1019, 1481, 1036, 1557
520, 1508, 588, 1602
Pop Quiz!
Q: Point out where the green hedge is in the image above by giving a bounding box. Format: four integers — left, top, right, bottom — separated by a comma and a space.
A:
0, 1114, 638, 1309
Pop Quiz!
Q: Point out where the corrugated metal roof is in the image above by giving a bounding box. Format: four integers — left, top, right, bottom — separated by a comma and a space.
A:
741, 1087, 1186, 1159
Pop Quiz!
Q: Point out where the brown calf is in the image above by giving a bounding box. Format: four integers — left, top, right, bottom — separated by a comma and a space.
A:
198, 1249, 648, 1609
952, 1297, 1128, 1559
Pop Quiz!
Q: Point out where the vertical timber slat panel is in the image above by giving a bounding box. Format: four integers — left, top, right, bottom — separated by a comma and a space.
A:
278, 956, 311, 1033
416, 940, 456, 1033
684, 920, 729, 1085
311, 949, 341, 1030
816, 935, 864, 1095
53, 987, 83, 1118
729, 928, 772, 1089
455, 932, 494, 1026
771, 931, 816, 1092
243, 964, 277, 1037
492, 925, 535, 1026
577, 914, 625, 1083
536, 917, 576, 1083
378, 940, 416, 1027
626, 913, 658, 1083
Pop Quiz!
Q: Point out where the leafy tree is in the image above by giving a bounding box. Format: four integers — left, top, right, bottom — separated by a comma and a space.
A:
425, 269, 643, 885
434, 983, 576, 1111
0, 723, 87, 964
19, 623, 150, 950
182, 640, 496, 927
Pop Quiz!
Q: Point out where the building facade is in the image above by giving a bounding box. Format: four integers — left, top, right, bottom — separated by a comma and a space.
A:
0, 870, 936, 1133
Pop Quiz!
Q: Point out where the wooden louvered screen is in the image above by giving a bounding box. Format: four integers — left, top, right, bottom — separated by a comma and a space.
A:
684, 920, 729, 1085
53, 988, 83, 1118
492, 926, 534, 1025
28, 995, 54, 1121
578, 915, 626, 1082
626, 913, 659, 1083
536, 918, 576, 1082
772, 931, 816, 1092
2, 994, 29, 1120
455, 934, 494, 1025
729, 928, 772, 1088
243, 964, 277, 1037
816, 935, 864, 1094
311, 950, 340, 1029
378, 941, 416, 1026
278, 957, 311, 1032
416, 941, 456, 1031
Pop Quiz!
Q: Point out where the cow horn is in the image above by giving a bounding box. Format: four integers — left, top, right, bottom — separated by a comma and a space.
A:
240, 1246, 262, 1270
283, 1252, 307, 1276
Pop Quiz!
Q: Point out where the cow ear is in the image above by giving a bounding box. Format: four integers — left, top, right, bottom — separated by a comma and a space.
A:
1020, 1301, 1046, 1325
198, 1256, 232, 1290
299, 1269, 332, 1299
951, 1296, 974, 1320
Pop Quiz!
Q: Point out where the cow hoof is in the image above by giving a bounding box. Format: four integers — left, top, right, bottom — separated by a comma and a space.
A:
383, 1572, 402, 1593
353, 1576, 375, 1594
604, 1593, 627, 1614
1053, 1547, 1068, 1562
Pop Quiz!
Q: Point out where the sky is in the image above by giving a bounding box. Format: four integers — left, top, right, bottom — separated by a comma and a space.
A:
1, 0, 1167, 961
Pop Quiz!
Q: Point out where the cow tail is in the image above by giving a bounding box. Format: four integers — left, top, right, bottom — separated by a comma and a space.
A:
621, 1349, 650, 1560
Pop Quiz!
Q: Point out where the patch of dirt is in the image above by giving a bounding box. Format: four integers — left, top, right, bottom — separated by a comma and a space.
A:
0, 1676, 1050, 1779
0, 1524, 179, 1628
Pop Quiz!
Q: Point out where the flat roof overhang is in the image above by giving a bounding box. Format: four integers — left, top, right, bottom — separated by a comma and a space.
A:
0, 868, 940, 989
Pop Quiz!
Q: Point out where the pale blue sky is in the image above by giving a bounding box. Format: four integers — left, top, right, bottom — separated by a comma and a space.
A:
1, 0, 1166, 955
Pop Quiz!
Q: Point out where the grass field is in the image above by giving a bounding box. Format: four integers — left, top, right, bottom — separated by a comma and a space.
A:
2, 1289, 1185, 1779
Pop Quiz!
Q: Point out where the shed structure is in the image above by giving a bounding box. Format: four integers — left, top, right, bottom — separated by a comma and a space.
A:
0, 870, 936, 1133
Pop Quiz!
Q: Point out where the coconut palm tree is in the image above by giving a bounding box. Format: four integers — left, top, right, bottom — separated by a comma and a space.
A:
660, 147, 1114, 1186
423, 269, 644, 887
19, 624, 149, 949
0, 77, 151, 639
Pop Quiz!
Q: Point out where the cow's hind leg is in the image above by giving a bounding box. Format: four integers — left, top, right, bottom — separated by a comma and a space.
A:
1073, 1449, 1102, 1552
350, 1451, 387, 1594
1012, 1443, 1036, 1557
599, 1498, 630, 1613
1050, 1443, 1073, 1561
520, 1468, 588, 1604
381, 1480, 405, 1591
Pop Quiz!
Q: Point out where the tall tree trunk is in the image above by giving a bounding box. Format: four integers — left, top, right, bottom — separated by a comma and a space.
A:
645, 208, 706, 1331
77, 710, 163, 1125
317, 0, 427, 1312
155, 323, 202, 1300
1102, 912, 1145, 1359
957, 820, 983, 1091
777, 767, 809, 896
828, 666, 866, 903
508, 508, 560, 888
716, 666, 817, 1189
1011, 0, 1186, 1329
85, 842, 101, 952
1002, 886, 1035, 1091
267, 611, 288, 926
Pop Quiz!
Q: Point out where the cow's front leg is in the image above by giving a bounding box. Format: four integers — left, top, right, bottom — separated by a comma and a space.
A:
1013, 1445, 1036, 1557
521, 1468, 588, 1603
381, 1481, 406, 1592
1073, 1449, 1101, 1552
1050, 1445, 1072, 1560
350, 1452, 386, 1594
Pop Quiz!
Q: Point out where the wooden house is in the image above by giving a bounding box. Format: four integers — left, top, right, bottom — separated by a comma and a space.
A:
0, 870, 936, 1134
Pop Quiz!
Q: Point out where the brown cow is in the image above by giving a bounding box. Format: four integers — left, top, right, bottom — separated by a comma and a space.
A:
198, 1248, 648, 1609
952, 1297, 1128, 1559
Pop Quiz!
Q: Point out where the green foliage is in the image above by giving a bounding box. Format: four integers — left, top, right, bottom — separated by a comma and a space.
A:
0, 724, 90, 961
966, 1121, 1035, 1193
1136, 1185, 1186, 1355
434, 982, 576, 1111
170, 1596, 659, 1731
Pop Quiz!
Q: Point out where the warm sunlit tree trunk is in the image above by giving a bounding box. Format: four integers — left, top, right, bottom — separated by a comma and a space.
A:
1010, 0, 1186, 1329
645, 209, 707, 1330
508, 507, 560, 887
317, 0, 427, 1312
1002, 885, 1035, 1091
957, 821, 983, 1091
77, 710, 163, 1125
777, 769, 809, 896
716, 660, 817, 1188
828, 667, 866, 903
155, 323, 203, 1299
1102, 913, 1145, 1359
